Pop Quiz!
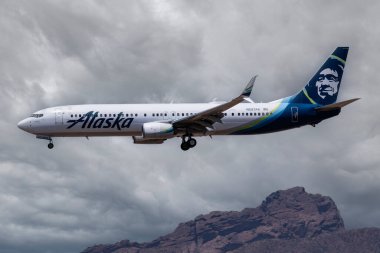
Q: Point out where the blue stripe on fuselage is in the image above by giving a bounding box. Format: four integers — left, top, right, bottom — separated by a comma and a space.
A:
230, 101, 317, 135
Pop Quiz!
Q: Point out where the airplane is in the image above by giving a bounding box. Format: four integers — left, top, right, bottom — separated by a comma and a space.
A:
17, 47, 359, 151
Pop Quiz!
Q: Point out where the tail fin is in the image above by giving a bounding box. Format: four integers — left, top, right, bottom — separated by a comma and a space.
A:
292, 47, 349, 105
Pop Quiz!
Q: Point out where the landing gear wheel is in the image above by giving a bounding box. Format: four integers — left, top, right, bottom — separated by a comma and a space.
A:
188, 138, 197, 148
48, 143, 54, 149
181, 142, 190, 151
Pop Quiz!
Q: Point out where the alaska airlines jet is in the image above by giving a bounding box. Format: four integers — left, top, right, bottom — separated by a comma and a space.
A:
18, 47, 359, 151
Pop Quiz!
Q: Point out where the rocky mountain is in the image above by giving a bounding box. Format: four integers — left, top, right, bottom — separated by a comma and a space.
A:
81, 187, 380, 253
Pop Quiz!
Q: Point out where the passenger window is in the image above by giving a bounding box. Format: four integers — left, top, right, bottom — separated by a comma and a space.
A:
71, 115, 73, 118
182, 113, 184, 116
250, 113, 252, 116
232, 113, 234, 116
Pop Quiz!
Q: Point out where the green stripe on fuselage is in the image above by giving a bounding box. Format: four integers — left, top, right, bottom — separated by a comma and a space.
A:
236, 100, 283, 132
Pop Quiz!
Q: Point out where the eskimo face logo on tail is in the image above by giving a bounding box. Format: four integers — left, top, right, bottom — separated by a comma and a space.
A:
308, 58, 344, 104
316, 68, 340, 99
67, 111, 134, 130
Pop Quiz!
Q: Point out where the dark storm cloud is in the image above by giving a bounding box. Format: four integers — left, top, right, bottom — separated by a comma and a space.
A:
1, 0, 380, 253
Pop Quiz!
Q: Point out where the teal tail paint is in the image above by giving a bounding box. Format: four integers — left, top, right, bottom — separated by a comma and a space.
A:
292, 47, 349, 105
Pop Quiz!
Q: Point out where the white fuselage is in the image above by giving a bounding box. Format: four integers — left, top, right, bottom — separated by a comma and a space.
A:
18, 101, 281, 137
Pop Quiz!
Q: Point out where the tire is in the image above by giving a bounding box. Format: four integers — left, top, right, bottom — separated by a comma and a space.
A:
188, 138, 197, 147
181, 142, 190, 151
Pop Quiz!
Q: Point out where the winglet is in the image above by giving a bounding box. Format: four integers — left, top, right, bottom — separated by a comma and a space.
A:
241, 75, 257, 97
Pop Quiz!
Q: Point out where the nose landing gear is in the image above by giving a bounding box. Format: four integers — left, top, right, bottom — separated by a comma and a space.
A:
48, 142, 54, 149
180, 135, 197, 151
36, 135, 54, 149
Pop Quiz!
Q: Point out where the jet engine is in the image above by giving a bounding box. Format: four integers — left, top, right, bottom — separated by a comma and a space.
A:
142, 122, 174, 139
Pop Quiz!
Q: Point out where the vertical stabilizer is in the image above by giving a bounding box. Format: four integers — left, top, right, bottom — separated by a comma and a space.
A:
292, 47, 349, 105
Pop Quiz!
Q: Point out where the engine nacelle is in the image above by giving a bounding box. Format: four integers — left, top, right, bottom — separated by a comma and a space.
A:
142, 122, 174, 139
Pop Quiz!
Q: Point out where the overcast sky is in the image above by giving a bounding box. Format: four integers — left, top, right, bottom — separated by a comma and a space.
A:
1, 0, 380, 252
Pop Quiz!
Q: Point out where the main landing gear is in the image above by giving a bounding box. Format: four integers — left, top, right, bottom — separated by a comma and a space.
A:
180, 135, 197, 151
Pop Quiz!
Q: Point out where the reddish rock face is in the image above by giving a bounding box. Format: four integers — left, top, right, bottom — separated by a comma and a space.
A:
231, 228, 380, 253
82, 187, 347, 253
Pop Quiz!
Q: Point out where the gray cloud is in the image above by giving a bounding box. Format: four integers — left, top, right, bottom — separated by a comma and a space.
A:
1, 0, 380, 252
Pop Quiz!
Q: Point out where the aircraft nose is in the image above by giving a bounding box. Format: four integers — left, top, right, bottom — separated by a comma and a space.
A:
17, 119, 28, 131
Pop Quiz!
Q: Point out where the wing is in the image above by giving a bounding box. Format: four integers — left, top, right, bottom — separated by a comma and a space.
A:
172, 76, 257, 133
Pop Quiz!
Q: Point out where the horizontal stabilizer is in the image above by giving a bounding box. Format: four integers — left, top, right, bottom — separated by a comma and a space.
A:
315, 98, 360, 112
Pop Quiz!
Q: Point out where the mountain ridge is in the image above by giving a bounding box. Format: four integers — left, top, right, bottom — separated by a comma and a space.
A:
81, 187, 380, 253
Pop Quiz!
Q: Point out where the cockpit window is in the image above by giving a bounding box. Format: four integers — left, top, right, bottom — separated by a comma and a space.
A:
30, 114, 43, 118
